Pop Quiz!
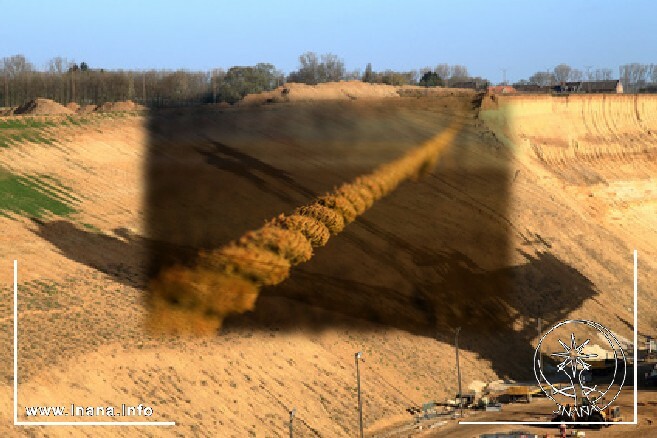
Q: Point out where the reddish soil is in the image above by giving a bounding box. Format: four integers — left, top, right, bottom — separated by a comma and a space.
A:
13, 98, 73, 115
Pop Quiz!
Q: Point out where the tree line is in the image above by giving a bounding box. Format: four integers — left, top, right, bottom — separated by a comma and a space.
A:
515, 63, 657, 92
1, 54, 281, 107
4, 55, 657, 109
1, 53, 490, 108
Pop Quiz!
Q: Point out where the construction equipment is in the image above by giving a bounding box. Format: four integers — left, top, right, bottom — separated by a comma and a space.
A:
492, 386, 539, 404
484, 402, 502, 412
602, 405, 623, 424
406, 401, 453, 419
419, 401, 439, 420
454, 392, 477, 408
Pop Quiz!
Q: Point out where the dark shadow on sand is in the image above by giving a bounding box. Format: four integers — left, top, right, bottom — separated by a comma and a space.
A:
33, 97, 599, 379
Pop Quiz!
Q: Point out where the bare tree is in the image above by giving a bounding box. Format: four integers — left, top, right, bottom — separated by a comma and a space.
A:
528, 71, 555, 86
450, 65, 469, 81
288, 52, 321, 84
619, 63, 650, 92
410, 69, 421, 84
553, 64, 572, 83
435, 64, 450, 85
287, 52, 345, 84
46, 57, 79, 103
344, 69, 361, 81
47, 57, 69, 74
432, 64, 470, 85
594, 68, 613, 81
319, 53, 345, 82
2, 66, 7, 107
569, 69, 583, 81
3, 55, 33, 78
2, 55, 35, 106
584, 66, 594, 81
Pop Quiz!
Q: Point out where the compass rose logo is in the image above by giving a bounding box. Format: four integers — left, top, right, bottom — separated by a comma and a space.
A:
534, 319, 626, 415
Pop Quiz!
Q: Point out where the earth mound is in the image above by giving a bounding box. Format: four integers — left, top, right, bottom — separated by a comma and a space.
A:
13, 98, 74, 115
97, 99, 146, 112
77, 104, 98, 113
240, 81, 397, 105
66, 102, 80, 112
240, 81, 477, 105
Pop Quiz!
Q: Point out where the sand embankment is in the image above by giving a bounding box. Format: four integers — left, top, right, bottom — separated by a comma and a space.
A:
480, 93, 657, 163
240, 81, 476, 105
480, 92, 657, 339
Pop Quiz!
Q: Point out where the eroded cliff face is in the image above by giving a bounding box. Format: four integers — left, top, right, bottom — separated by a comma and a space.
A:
480, 93, 657, 162
480, 93, 657, 339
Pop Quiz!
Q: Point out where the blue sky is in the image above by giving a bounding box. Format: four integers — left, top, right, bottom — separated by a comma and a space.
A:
1, 0, 655, 83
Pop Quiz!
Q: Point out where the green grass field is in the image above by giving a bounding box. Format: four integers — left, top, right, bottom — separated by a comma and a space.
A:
0, 114, 105, 147
0, 168, 77, 218
0, 117, 60, 147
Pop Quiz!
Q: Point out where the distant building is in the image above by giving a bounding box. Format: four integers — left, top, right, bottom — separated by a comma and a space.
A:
639, 85, 657, 94
560, 82, 582, 92
514, 80, 623, 94
555, 80, 623, 94
449, 79, 487, 90
450, 80, 476, 89
513, 84, 552, 93
583, 80, 623, 93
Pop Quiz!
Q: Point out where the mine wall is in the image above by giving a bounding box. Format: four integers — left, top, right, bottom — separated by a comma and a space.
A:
480, 93, 657, 164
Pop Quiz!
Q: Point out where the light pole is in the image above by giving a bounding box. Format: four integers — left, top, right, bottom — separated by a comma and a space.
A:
289, 408, 296, 438
455, 327, 463, 418
355, 352, 364, 438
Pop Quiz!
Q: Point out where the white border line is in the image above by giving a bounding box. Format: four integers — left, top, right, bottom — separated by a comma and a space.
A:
13, 259, 18, 426
459, 421, 639, 425
460, 249, 639, 426
13, 259, 176, 427
634, 248, 638, 424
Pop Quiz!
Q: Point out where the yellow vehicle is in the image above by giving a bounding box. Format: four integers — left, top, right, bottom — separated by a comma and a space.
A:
602, 406, 622, 424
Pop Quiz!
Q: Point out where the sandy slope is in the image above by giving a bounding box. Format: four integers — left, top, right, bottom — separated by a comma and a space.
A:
0, 93, 655, 437
481, 94, 657, 333
239, 81, 475, 105
1, 101, 496, 438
